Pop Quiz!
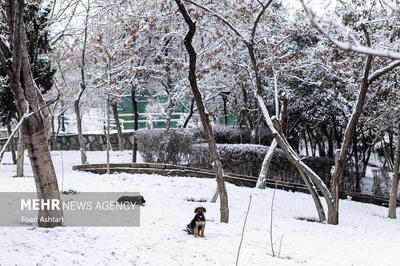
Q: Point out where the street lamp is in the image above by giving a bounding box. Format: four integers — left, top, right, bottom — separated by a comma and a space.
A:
220, 91, 230, 125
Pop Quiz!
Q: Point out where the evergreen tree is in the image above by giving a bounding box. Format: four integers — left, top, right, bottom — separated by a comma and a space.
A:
0, 2, 55, 126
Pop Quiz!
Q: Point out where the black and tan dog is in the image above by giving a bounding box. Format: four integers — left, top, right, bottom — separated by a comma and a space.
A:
185, 207, 206, 237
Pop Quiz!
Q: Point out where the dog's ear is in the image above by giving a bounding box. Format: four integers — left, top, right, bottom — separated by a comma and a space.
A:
202, 207, 206, 213
194, 207, 199, 213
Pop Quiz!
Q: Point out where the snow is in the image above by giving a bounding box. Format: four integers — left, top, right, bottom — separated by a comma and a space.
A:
0, 150, 399, 265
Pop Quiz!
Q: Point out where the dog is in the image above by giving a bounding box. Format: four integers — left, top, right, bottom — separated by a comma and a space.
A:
117, 196, 146, 206
185, 207, 206, 237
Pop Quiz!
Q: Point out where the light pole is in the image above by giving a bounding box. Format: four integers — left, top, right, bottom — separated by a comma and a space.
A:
220, 91, 230, 125
61, 101, 66, 132
106, 93, 110, 174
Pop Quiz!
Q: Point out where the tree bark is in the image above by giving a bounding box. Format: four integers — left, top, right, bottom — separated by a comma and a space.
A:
111, 102, 124, 151
131, 86, 139, 163
299, 170, 326, 222
74, 101, 87, 164
353, 132, 361, 192
165, 98, 174, 132
6, 124, 17, 164
257, 139, 278, 188
175, 0, 229, 223
389, 126, 400, 218
50, 111, 56, 150
16, 127, 24, 177
183, 97, 195, 128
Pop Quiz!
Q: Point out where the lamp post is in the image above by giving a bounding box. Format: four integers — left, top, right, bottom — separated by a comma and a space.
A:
61, 101, 65, 132
106, 93, 110, 174
61, 113, 65, 132
220, 91, 230, 125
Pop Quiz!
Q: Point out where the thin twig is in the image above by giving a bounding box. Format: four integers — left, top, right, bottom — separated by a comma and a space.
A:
270, 187, 276, 257
278, 234, 284, 258
0, 94, 59, 164
0, 110, 30, 164
236, 194, 252, 266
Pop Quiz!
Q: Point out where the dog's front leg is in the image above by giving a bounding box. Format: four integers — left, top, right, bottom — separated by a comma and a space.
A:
194, 224, 198, 237
200, 223, 205, 237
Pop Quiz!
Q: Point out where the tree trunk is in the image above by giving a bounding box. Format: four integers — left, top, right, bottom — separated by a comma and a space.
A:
165, 98, 174, 132
257, 139, 278, 188
300, 170, 326, 222
50, 112, 56, 150
175, 0, 229, 223
353, 132, 361, 192
16, 128, 24, 177
1, 0, 63, 227
389, 126, 400, 218
6, 124, 17, 164
183, 97, 195, 128
74, 100, 87, 164
50, 103, 58, 151
74, 0, 90, 165
231, 96, 243, 143
111, 102, 124, 151
131, 86, 139, 163
22, 113, 63, 227
330, 54, 373, 224
317, 138, 326, 157
304, 132, 309, 156
389, 129, 395, 163
327, 133, 334, 158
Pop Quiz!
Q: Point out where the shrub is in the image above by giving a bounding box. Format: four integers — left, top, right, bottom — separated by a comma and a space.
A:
188, 143, 269, 176
136, 129, 197, 164
188, 143, 341, 186
188, 124, 274, 144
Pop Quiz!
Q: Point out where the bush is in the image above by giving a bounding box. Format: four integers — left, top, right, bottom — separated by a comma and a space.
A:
188, 143, 269, 176
188, 124, 274, 145
135, 125, 273, 165
136, 129, 198, 164
136, 127, 356, 191
188, 143, 338, 185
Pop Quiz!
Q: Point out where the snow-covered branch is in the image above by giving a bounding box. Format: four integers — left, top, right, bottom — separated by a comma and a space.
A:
299, 0, 400, 60
188, 0, 247, 43
368, 60, 400, 85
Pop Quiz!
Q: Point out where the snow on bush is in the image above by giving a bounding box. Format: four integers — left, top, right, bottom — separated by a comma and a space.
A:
189, 143, 270, 177
135, 125, 274, 165
136, 127, 357, 190
135, 129, 197, 165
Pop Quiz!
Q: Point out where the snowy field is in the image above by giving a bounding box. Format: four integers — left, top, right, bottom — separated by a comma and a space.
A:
0, 150, 399, 266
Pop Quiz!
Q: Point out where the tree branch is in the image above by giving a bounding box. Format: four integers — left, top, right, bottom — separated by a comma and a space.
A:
250, 0, 273, 44
299, 0, 400, 60
188, 0, 247, 44
368, 60, 400, 85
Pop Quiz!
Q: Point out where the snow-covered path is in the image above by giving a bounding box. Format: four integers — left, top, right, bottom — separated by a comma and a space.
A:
0, 151, 399, 266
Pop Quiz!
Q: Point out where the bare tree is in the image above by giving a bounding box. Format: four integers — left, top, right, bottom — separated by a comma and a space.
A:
189, 0, 328, 223
174, 0, 229, 223
389, 124, 400, 218
300, 0, 400, 222
111, 101, 124, 151
6, 124, 16, 164
74, 0, 91, 165
16, 128, 24, 177
131, 84, 139, 162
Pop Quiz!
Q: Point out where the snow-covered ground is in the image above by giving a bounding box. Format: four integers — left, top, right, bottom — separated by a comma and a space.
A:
0, 150, 399, 266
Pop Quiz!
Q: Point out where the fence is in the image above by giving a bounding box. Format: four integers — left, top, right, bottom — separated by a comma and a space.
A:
58, 111, 196, 134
